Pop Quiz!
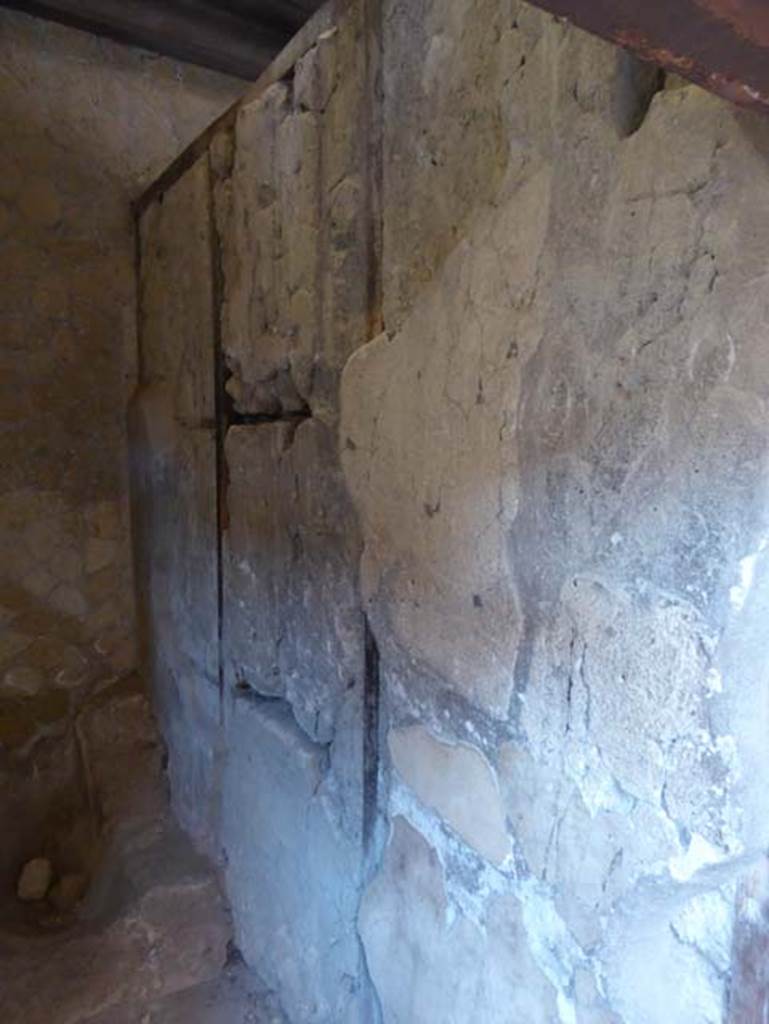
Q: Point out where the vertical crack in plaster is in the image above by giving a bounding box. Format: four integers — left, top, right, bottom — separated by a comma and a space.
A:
363, 614, 381, 851
208, 144, 229, 722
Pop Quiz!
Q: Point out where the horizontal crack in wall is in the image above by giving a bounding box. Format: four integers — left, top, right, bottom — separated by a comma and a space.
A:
227, 408, 311, 427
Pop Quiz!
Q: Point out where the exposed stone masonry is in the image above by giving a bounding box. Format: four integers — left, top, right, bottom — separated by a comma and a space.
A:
134, 0, 769, 1021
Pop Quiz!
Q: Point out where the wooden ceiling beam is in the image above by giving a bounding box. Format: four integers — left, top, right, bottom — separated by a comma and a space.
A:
0, 0, 295, 78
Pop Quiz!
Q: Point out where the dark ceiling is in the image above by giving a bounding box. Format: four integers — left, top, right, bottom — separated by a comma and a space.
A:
4, 0, 769, 113
0, 0, 325, 79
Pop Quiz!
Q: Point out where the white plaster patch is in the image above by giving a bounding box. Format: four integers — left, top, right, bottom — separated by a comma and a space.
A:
705, 667, 723, 694
714, 733, 740, 779
730, 539, 767, 611
671, 887, 735, 974
740, 896, 763, 925
571, 746, 635, 818
668, 833, 728, 882
557, 992, 577, 1024
519, 878, 587, 1011
421, 33, 455, 94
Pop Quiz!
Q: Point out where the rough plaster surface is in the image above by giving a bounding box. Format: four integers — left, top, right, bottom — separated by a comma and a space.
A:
135, 0, 769, 1020
139, 156, 217, 426
216, 3, 373, 425
222, 694, 365, 1024
0, 6, 243, 893
134, 3, 378, 1019
344, 3, 769, 1019
133, 159, 222, 851
129, 398, 220, 850
360, 816, 560, 1024
224, 419, 362, 742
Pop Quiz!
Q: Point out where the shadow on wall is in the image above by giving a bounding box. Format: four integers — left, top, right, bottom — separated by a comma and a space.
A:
0, 8, 244, 1014
0, 4, 244, 716
0, 670, 237, 1024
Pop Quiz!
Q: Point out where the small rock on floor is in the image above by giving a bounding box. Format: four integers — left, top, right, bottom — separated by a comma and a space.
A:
17, 858, 53, 902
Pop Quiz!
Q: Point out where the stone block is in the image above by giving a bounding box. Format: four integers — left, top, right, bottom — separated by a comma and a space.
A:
219, 82, 307, 415
220, 0, 374, 422
131, 401, 218, 684
222, 693, 364, 1024
381, 0, 607, 329
223, 419, 362, 743
347, 2, 769, 1018
389, 725, 509, 865
129, 386, 219, 849
341, 228, 528, 717
139, 156, 214, 425
599, 880, 738, 1024
359, 816, 559, 1024
294, 28, 338, 113
16, 857, 52, 901
222, 422, 290, 699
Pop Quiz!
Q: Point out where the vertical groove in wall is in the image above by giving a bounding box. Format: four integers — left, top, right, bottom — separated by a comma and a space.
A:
314, 39, 327, 407
360, 0, 385, 863
363, 0, 384, 339
133, 207, 145, 388
207, 149, 228, 724
362, 614, 381, 850
128, 208, 151, 694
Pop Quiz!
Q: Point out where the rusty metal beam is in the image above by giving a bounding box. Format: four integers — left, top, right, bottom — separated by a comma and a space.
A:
526, 0, 769, 111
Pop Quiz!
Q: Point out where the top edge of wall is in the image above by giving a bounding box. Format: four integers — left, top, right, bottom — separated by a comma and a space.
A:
134, 0, 338, 217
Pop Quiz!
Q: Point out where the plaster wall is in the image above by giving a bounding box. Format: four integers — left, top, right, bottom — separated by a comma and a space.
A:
0, 8, 241, 700
0, 8, 242, 898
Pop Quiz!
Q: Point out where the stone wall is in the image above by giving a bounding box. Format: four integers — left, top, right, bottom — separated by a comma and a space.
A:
134, 0, 769, 1020
0, 8, 242, 702
133, 9, 380, 1021
0, 9, 242, 900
